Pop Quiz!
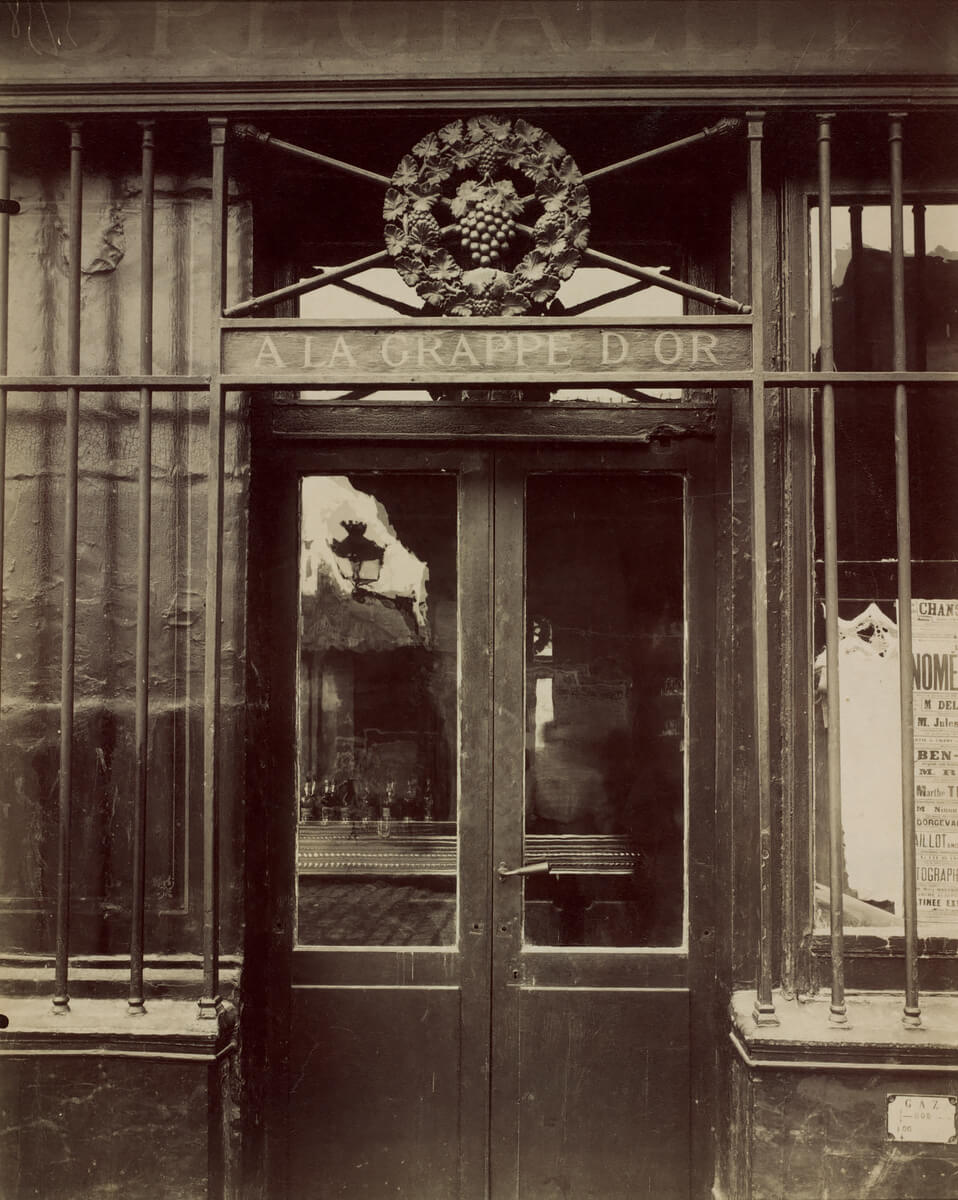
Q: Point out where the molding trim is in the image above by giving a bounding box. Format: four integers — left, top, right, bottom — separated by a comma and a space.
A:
730, 1029, 958, 1075
1, 78, 958, 117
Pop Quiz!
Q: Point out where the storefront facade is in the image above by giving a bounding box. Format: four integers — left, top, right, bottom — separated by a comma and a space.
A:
0, 3, 957, 1197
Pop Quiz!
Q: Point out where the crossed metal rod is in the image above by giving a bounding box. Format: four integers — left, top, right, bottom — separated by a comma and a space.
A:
227, 117, 745, 317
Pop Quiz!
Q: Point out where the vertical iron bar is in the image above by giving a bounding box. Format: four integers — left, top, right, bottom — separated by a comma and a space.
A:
129, 122, 155, 1015
890, 115, 921, 1029
54, 123, 83, 1014
199, 119, 228, 1019
747, 112, 776, 1025
817, 114, 847, 1024
913, 204, 927, 372
0, 124, 10, 710
849, 204, 864, 370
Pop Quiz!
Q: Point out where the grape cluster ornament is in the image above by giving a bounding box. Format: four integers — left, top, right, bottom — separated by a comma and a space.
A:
383, 115, 591, 317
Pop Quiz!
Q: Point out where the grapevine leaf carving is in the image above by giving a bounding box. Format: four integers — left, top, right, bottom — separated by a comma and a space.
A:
437, 120, 464, 144
412, 132, 441, 159
383, 115, 590, 315
392, 155, 420, 187
383, 223, 406, 257
383, 188, 407, 221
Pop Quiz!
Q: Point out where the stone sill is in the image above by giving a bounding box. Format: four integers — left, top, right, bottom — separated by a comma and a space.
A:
810, 933, 958, 957
732, 989, 958, 1068
0, 995, 238, 1060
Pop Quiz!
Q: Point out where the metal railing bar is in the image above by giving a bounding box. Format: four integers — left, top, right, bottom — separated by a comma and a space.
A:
890, 114, 921, 1030
199, 118, 227, 1021
913, 203, 927, 373
850, 204, 865, 370
0, 123, 10, 717
579, 243, 750, 314
747, 112, 777, 1026
581, 118, 741, 184
54, 122, 82, 1016
818, 113, 848, 1025
129, 121, 155, 1017
560, 278, 659, 316
223, 249, 391, 317
332, 276, 422, 316
772, 371, 958, 386
2, 371, 957, 390
233, 123, 392, 188
0, 375, 210, 389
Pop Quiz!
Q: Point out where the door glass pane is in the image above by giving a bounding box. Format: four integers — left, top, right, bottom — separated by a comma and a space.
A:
295, 473, 458, 946
524, 473, 686, 948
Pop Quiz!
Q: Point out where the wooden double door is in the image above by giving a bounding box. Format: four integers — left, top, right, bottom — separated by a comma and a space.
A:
265, 436, 716, 1199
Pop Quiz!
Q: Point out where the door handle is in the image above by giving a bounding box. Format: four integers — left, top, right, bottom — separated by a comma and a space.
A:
497, 860, 551, 878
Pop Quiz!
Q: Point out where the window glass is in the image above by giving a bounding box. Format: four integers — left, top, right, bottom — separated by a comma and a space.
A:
810, 202, 958, 932
295, 473, 459, 946
523, 473, 686, 948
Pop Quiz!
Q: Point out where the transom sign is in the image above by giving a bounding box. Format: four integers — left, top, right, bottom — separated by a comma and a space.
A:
228, 115, 751, 387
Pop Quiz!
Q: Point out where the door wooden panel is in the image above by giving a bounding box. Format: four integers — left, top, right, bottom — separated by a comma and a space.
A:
265, 435, 715, 1199
514, 988, 691, 1200
289, 987, 462, 1198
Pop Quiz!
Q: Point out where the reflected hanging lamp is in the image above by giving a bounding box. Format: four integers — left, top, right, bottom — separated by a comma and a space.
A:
329, 520, 385, 590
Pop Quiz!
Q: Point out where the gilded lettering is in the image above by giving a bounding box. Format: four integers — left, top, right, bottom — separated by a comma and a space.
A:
381, 333, 409, 367
152, 1, 220, 58
692, 331, 719, 365
449, 334, 481, 367
480, 1, 571, 55
337, 0, 408, 58
416, 333, 445, 367
547, 332, 573, 367
254, 334, 286, 369
326, 335, 357, 369
654, 331, 683, 366
601, 331, 628, 365
516, 332, 545, 367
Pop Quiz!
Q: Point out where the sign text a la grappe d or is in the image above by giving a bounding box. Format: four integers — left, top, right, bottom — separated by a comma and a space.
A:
221, 321, 752, 385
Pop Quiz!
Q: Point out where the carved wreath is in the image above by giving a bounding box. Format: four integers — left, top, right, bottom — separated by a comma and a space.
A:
383, 115, 591, 317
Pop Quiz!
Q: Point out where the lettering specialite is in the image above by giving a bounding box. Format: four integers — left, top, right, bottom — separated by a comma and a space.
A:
237, 325, 740, 378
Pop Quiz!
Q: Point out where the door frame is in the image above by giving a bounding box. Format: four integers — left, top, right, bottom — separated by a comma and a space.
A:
245, 397, 723, 1198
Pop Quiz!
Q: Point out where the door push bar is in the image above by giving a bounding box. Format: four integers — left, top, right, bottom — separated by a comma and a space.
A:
497, 860, 551, 879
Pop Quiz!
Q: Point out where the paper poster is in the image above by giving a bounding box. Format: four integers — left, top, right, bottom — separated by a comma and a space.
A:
913, 600, 958, 922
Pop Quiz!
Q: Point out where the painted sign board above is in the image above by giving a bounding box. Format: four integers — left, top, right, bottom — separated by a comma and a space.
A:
221, 320, 751, 385
0, 1, 954, 86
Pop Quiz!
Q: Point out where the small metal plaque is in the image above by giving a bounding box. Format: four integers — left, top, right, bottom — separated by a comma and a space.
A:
887, 1094, 958, 1143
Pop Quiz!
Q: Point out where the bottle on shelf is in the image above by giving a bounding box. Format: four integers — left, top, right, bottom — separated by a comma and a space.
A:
403, 777, 418, 823
299, 778, 313, 823
378, 780, 395, 838
320, 777, 335, 825
358, 781, 374, 828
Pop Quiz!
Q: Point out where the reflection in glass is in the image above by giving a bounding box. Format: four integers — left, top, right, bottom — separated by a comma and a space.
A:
295, 474, 458, 947
524, 474, 686, 947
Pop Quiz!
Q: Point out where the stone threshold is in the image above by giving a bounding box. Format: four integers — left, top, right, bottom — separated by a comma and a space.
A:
732, 989, 958, 1068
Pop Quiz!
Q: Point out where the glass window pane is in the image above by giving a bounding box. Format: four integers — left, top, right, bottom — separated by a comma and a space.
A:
808, 194, 958, 934
523, 473, 686, 948
295, 473, 458, 946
